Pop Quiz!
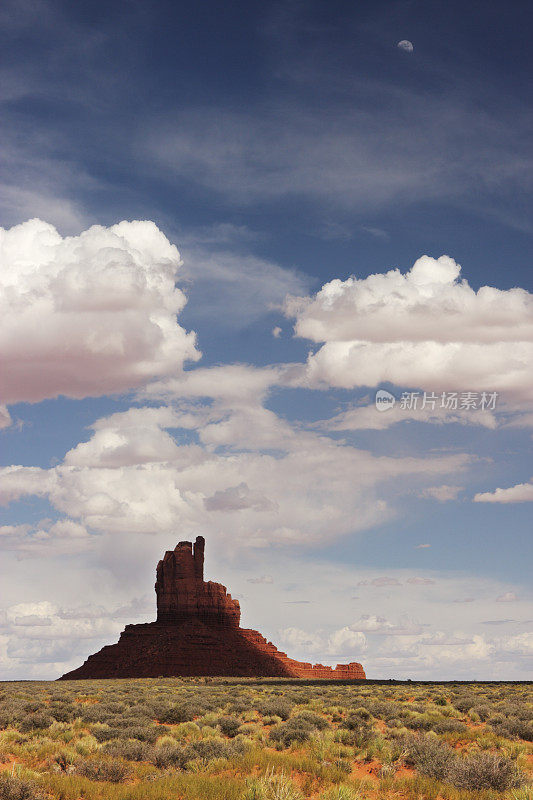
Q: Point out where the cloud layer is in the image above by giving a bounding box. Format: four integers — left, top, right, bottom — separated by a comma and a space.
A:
145, 91, 532, 224
474, 480, 533, 503
0, 219, 200, 403
0, 395, 471, 549
285, 255, 533, 401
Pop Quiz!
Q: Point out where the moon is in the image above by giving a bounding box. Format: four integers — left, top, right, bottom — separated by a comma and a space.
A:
397, 40, 414, 53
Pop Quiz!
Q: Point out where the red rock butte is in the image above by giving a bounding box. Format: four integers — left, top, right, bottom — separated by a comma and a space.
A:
59, 537, 365, 680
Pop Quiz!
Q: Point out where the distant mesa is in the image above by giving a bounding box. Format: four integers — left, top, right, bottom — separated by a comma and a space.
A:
59, 536, 365, 680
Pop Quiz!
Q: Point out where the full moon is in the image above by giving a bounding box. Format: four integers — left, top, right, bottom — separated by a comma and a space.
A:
397, 40, 414, 53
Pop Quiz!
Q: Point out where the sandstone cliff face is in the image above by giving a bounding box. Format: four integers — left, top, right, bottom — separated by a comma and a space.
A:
155, 537, 240, 626
59, 536, 365, 680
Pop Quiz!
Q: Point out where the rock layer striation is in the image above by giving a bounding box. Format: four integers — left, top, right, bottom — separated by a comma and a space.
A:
60, 537, 365, 680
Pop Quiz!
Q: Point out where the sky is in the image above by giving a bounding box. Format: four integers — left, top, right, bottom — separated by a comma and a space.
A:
0, 0, 532, 681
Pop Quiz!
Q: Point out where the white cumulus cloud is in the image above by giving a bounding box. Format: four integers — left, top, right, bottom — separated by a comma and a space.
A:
278, 626, 367, 658
0, 219, 200, 403
285, 255, 533, 401
0, 398, 471, 547
474, 481, 533, 503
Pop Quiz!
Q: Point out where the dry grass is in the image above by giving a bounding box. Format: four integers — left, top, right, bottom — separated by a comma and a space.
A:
0, 679, 530, 799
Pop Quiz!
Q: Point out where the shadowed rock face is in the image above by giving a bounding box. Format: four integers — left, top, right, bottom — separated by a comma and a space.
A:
59, 536, 365, 680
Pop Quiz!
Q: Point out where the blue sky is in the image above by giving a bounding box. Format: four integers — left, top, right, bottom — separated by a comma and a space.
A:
0, 0, 531, 680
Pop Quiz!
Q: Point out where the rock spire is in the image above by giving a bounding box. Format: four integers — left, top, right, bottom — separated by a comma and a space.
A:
59, 537, 365, 680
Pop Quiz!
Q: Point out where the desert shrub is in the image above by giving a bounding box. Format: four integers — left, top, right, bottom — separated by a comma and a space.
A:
408, 703, 429, 714
159, 703, 200, 724
291, 711, 329, 731
360, 699, 397, 720
269, 720, 313, 747
499, 702, 532, 720
473, 704, 491, 721
188, 738, 229, 762
89, 724, 123, 742
403, 713, 433, 732
126, 702, 154, 716
452, 694, 477, 713
226, 699, 252, 715
152, 741, 187, 769
75, 756, 132, 782
53, 751, 76, 773
141, 700, 170, 719
22, 701, 44, 714
17, 712, 53, 732
433, 695, 447, 706
217, 715, 241, 738
269, 706, 332, 749
333, 728, 357, 747
197, 711, 219, 727
186, 736, 246, 762
237, 722, 261, 739
49, 705, 76, 724
339, 713, 372, 745
80, 705, 114, 724
350, 706, 371, 720
114, 714, 151, 729
98, 701, 126, 715
152, 736, 244, 769
492, 717, 533, 742
431, 718, 467, 734
0, 773, 45, 800
0, 711, 13, 729
262, 715, 282, 726
257, 699, 293, 721
118, 724, 162, 743
403, 734, 455, 780
103, 738, 153, 761
448, 751, 526, 791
